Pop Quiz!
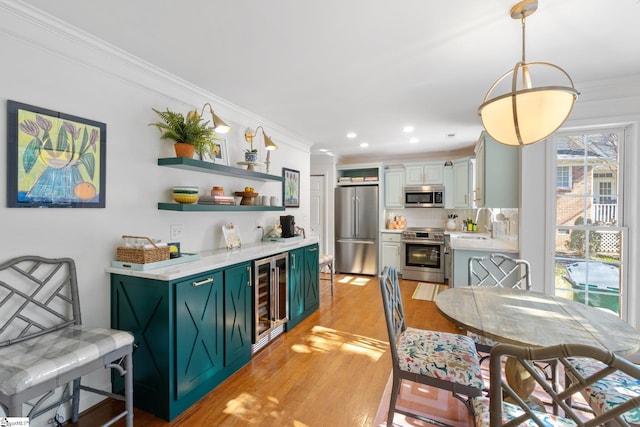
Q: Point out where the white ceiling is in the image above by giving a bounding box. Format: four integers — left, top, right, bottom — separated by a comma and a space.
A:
23, 0, 640, 161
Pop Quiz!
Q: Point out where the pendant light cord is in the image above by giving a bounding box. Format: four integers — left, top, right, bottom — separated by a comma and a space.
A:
521, 13, 526, 63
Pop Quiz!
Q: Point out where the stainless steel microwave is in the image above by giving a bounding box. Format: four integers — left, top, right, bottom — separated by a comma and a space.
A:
404, 185, 445, 207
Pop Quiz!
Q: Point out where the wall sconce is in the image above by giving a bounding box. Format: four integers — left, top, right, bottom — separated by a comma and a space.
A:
478, 0, 579, 146
189, 103, 231, 134
245, 126, 278, 172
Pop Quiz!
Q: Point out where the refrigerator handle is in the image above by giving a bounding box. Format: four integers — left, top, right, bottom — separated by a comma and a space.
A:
354, 196, 359, 236
336, 239, 375, 244
351, 196, 356, 237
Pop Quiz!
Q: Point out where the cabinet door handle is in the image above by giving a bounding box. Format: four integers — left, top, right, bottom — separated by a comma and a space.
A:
308, 247, 318, 252
246, 266, 252, 286
291, 253, 296, 269
192, 277, 214, 287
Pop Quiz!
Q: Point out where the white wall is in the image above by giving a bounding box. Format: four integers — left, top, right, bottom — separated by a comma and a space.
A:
520, 74, 640, 327
0, 2, 312, 422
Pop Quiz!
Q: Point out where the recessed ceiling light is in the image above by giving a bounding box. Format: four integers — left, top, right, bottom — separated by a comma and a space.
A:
347, 132, 357, 139
409, 138, 419, 144
446, 133, 456, 138
360, 142, 369, 148
403, 126, 414, 133
318, 148, 328, 152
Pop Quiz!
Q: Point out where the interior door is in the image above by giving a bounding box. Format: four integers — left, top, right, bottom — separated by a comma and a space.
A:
310, 175, 326, 253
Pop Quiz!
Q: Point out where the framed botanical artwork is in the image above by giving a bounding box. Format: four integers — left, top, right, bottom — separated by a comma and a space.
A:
7, 100, 106, 208
282, 167, 300, 208
210, 138, 229, 165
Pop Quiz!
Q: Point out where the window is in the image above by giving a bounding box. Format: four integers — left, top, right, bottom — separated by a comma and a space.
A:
552, 129, 625, 317
557, 166, 572, 189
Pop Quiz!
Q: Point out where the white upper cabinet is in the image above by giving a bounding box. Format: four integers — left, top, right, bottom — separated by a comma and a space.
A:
453, 158, 473, 208
384, 168, 404, 208
474, 132, 519, 208
405, 162, 444, 185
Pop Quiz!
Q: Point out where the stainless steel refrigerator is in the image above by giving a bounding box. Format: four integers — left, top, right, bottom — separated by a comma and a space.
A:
335, 185, 378, 275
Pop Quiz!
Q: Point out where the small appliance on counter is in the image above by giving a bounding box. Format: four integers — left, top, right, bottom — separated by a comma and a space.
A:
280, 215, 296, 238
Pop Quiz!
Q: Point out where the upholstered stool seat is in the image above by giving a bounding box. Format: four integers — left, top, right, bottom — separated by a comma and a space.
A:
319, 254, 334, 295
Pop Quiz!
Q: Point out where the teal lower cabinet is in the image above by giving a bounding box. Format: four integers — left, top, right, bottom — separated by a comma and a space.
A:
110, 262, 252, 421
175, 270, 224, 400
224, 262, 253, 365
287, 243, 320, 330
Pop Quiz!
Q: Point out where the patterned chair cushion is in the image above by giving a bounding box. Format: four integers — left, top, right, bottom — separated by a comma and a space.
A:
397, 328, 484, 390
0, 325, 134, 395
567, 357, 640, 424
473, 396, 577, 427
468, 331, 499, 348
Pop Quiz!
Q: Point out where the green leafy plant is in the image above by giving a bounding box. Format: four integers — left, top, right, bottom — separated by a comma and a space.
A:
150, 108, 221, 158
565, 216, 602, 257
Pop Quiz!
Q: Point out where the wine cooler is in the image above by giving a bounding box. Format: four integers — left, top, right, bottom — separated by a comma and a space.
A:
252, 253, 288, 353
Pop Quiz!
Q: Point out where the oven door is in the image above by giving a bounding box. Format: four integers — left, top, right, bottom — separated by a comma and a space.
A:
401, 240, 445, 283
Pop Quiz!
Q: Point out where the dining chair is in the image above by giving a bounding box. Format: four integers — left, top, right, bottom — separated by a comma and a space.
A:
0, 256, 134, 426
379, 266, 484, 426
472, 342, 640, 426
467, 253, 532, 354
468, 253, 531, 290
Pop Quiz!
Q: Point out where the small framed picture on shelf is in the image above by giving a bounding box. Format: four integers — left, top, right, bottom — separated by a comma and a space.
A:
282, 167, 300, 208
210, 138, 229, 166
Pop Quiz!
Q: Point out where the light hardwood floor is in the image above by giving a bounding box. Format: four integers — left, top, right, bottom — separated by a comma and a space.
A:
72, 273, 462, 427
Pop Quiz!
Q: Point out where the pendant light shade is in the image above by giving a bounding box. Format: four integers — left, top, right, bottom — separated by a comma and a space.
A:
479, 0, 579, 146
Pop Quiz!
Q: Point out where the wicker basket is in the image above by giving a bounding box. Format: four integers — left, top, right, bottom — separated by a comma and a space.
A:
116, 235, 170, 264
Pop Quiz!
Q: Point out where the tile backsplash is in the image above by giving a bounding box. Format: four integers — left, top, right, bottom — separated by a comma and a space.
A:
385, 207, 519, 237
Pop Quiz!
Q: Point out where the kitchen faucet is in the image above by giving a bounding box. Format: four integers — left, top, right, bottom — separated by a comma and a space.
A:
475, 208, 493, 232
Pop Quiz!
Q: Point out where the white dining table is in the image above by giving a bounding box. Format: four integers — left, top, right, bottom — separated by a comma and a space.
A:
435, 286, 640, 356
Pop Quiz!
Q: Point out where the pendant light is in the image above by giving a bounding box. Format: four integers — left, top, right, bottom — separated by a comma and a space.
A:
478, 0, 579, 146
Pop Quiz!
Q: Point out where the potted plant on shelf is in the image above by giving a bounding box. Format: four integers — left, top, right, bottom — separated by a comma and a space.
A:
245, 148, 258, 162
150, 108, 221, 159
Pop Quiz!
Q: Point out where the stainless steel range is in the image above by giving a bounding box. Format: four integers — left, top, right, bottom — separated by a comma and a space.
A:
401, 227, 445, 283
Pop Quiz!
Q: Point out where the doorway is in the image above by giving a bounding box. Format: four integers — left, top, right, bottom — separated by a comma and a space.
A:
310, 175, 327, 254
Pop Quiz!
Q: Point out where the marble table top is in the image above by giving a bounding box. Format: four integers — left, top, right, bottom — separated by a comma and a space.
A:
435, 286, 640, 356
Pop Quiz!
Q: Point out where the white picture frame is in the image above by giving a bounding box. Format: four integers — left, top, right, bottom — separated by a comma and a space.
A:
211, 138, 229, 166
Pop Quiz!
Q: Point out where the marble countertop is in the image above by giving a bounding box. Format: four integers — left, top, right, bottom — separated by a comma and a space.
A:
448, 233, 518, 253
106, 238, 318, 281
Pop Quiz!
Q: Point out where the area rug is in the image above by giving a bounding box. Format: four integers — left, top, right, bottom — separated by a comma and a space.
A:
411, 282, 448, 301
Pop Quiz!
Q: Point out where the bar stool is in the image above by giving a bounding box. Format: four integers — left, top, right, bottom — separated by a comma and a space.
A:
319, 254, 334, 295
